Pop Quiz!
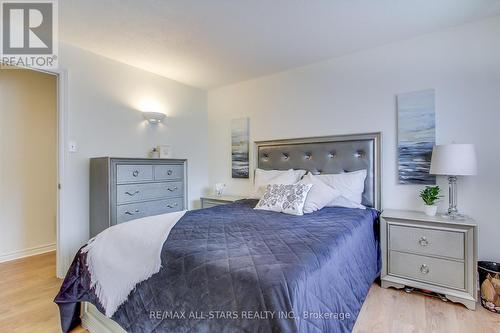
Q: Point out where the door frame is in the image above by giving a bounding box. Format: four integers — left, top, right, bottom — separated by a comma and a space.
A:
20, 66, 69, 278
54, 68, 69, 278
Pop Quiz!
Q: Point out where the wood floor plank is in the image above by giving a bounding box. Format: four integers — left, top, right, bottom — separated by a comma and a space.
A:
353, 283, 498, 333
0, 252, 86, 333
1, 252, 498, 332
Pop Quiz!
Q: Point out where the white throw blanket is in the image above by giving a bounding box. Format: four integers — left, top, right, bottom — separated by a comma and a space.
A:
82, 210, 186, 317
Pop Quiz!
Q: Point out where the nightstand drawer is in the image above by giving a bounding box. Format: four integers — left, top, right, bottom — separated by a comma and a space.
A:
200, 196, 245, 209
389, 224, 464, 260
201, 200, 222, 208
389, 251, 465, 290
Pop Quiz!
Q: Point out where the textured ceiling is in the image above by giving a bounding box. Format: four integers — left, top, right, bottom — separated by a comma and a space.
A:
60, 0, 500, 89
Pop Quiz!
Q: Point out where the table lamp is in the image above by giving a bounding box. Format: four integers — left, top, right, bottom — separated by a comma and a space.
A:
429, 144, 477, 219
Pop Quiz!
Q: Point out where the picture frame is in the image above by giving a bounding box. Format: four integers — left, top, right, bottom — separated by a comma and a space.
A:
159, 145, 173, 158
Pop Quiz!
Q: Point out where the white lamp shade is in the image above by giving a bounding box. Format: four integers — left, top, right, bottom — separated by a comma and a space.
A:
430, 144, 477, 176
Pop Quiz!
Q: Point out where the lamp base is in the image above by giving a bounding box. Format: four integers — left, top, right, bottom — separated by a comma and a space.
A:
439, 212, 468, 221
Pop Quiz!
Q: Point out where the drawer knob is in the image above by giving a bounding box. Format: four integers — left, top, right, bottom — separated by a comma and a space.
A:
125, 209, 140, 215
420, 264, 430, 274
125, 190, 140, 196
167, 186, 178, 192
132, 170, 139, 177
418, 236, 429, 247
167, 169, 173, 176
166, 203, 178, 208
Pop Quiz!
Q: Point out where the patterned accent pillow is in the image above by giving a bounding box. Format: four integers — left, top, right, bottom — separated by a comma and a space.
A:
254, 184, 313, 216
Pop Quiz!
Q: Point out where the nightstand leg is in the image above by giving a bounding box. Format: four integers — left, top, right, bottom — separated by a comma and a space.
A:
381, 280, 405, 290
445, 295, 476, 310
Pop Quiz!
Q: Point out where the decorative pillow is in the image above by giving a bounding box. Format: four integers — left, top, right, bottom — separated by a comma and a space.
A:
252, 168, 306, 199
254, 184, 313, 216
316, 169, 367, 206
298, 173, 341, 213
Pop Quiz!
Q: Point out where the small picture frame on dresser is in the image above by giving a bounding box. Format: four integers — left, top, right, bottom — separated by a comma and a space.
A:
380, 209, 477, 310
159, 145, 173, 158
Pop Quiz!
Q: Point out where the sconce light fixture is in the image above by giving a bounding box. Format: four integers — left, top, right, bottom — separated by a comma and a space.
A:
143, 111, 166, 124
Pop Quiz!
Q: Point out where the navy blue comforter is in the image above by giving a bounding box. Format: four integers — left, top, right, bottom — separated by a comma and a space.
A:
55, 200, 380, 333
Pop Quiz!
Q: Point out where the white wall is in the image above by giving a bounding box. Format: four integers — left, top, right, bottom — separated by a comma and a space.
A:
207, 17, 500, 262
58, 43, 209, 272
0, 69, 57, 260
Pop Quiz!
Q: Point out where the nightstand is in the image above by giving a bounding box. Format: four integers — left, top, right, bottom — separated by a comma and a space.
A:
380, 209, 477, 310
200, 195, 246, 208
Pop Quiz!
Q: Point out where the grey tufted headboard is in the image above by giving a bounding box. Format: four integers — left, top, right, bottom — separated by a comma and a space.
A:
254, 133, 381, 209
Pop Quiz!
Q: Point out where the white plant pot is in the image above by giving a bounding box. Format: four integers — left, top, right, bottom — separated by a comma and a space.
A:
424, 205, 438, 216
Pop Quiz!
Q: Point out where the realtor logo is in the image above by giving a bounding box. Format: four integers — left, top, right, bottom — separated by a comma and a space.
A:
1, 0, 58, 69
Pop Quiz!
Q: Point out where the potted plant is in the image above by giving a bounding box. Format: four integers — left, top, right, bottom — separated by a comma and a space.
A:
419, 186, 442, 216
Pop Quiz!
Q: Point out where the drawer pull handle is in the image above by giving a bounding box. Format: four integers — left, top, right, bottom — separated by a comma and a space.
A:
166, 203, 179, 208
420, 264, 430, 275
125, 209, 140, 215
125, 190, 140, 196
167, 169, 173, 176
167, 186, 178, 192
132, 170, 139, 177
418, 236, 429, 247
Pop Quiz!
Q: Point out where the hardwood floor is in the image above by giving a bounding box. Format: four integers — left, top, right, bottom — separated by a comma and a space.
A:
0, 252, 86, 333
353, 282, 500, 333
0, 252, 498, 333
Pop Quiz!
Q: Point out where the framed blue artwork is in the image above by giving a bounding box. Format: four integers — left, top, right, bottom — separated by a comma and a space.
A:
397, 89, 436, 185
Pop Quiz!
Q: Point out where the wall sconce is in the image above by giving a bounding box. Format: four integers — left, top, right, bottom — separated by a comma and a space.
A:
143, 111, 166, 124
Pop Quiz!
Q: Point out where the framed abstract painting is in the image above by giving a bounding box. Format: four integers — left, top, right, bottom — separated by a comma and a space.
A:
231, 117, 249, 178
397, 89, 436, 185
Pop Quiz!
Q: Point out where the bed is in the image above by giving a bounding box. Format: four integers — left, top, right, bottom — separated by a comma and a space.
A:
55, 132, 382, 333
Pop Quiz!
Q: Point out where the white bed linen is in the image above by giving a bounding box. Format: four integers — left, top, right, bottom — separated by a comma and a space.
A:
298, 173, 341, 213
252, 168, 306, 198
82, 210, 186, 317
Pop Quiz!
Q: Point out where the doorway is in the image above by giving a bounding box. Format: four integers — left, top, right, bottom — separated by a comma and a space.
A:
0, 67, 59, 274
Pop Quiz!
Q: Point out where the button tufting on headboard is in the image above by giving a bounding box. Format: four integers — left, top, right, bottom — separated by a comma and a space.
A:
254, 133, 381, 209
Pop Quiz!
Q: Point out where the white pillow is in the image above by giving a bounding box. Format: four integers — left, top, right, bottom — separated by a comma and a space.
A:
252, 168, 306, 199
254, 184, 313, 216
298, 173, 341, 213
316, 169, 367, 207
329, 196, 366, 210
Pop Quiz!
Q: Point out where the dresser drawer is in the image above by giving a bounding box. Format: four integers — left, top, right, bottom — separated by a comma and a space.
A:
389, 251, 465, 290
389, 224, 464, 260
154, 165, 183, 181
116, 202, 148, 223
117, 181, 184, 203
149, 197, 184, 216
117, 165, 153, 183
116, 197, 184, 223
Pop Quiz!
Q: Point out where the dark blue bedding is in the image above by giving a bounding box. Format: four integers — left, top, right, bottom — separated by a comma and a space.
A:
55, 199, 380, 333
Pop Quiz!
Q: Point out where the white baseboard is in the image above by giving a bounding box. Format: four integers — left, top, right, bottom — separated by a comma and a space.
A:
0, 243, 56, 263
82, 303, 126, 333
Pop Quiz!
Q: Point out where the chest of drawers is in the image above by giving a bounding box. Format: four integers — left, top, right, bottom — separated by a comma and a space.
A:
90, 158, 187, 237
380, 210, 477, 310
